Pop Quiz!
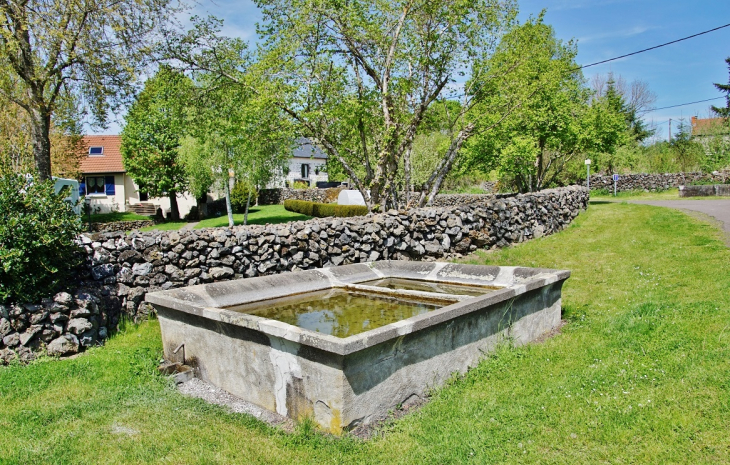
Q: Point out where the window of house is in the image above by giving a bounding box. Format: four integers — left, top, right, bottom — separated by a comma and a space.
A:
88, 146, 104, 155
301, 163, 310, 179
85, 176, 115, 196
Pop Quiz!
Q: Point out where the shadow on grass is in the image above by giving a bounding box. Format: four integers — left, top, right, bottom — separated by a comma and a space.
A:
243, 214, 310, 225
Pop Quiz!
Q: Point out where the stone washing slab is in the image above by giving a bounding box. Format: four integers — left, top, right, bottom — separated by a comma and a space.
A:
146, 261, 569, 433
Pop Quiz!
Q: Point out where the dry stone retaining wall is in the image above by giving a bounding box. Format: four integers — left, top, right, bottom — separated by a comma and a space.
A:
0, 186, 588, 363
589, 171, 730, 192
90, 220, 156, 233
258, 188, 332, 205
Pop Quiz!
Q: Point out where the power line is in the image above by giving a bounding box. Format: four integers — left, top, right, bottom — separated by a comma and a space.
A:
647, 97, 725, 112
578, 22, 730, 69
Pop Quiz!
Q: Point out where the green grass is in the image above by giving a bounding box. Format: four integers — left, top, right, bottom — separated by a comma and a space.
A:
2, 203, 730, 463
195, 204, 312, 228
591, 188, 730, 201
89, 212, 152, 223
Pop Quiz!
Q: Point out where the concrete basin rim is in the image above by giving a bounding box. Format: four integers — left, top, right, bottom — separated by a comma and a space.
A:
146, 263, 570, 356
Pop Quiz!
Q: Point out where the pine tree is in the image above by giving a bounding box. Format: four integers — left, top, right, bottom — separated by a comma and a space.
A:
711, 57, 730, 118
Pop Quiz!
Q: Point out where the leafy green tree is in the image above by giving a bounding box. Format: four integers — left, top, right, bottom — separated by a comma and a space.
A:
464, 19, 627, 192
711, 57, 730, 118
121, 67, 193, 220
670, 119, 705, 172
168, 2, 518, 209
0, 0, 179, 180
182, 78, 295, 226
592, 73, 656, 143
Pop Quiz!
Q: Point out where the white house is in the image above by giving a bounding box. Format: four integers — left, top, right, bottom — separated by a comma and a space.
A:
78, 135, 197, 217
270, 138, 329, 187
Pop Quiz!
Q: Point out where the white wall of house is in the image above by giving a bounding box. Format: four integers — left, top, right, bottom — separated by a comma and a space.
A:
285, 157, 328, 187
84, 173, 126, 214
83, 173, 197, 217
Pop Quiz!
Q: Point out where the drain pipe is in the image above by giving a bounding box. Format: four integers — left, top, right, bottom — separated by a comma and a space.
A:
173, 342, 185, 365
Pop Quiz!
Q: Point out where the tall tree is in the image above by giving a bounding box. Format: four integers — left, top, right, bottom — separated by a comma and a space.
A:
0, 90, 83, 178
253, 0, 518, 210
182, 78, 294, 226
0, 0, 178, 180
121, 66, 193, 220
464, 19, 623, 192
711, 57, 730, 118
592, 73, 655, 143
167, 2, 517, 210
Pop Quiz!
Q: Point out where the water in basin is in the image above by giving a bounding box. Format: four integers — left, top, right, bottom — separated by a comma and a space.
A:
359, 278, 500, 297
226, 288, 443, 338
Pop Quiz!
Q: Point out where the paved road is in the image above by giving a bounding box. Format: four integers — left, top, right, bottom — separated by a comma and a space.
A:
629, 199, 730, 234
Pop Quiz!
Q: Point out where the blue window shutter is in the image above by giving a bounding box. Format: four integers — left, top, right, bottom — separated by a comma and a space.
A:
105, 176, 115, 195
79, 182, 86, 197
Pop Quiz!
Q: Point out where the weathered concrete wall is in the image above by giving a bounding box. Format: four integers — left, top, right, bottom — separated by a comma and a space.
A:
0, 186, 587, 363
148, 261, 568, 433
679, 184, 730, 197
589, 171, 730, 192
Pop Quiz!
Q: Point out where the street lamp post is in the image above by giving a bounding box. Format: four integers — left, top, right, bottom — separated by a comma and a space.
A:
585, 159, 591, 190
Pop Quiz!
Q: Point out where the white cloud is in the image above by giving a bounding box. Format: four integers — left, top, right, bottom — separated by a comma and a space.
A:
578, 26, 654, 44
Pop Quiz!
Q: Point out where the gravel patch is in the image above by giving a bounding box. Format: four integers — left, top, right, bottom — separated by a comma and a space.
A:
178, 378, 294, 430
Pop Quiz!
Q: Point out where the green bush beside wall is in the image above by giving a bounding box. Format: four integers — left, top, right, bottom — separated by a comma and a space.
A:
284, 199, 368, 218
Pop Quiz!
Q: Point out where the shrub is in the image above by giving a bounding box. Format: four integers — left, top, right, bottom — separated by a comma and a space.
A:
284, 199, 368, 218
291, 181, 311, 189
283, 199, 314, 216
230, 182, 258, 213
0, 174, 84, 303
323, 186, 345, 203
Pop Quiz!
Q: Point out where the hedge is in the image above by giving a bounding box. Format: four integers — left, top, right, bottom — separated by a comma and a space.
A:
0, 174, 84, 303
283, 199, 369, 218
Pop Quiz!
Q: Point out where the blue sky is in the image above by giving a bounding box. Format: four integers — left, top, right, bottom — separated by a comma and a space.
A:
97, 0, 730, 140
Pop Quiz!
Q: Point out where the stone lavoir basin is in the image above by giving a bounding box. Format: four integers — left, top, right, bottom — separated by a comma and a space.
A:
146, 261, 569, 433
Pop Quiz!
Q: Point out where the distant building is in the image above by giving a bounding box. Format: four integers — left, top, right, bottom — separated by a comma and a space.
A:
271, 138, 329, 188
691, 116, 730, 158
78, 135, 197, 217
691, 116, 729, 137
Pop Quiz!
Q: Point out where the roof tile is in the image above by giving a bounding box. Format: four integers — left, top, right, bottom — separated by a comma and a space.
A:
79, 135, 124, 174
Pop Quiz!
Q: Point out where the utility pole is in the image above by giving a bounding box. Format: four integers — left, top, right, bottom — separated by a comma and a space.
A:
668, 118, 672, 141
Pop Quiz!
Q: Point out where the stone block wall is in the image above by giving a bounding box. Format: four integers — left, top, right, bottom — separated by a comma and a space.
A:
90, 220, 156, 233
258, 188, 332, 205
0, 186, 588, 363
589, 171, 730, 192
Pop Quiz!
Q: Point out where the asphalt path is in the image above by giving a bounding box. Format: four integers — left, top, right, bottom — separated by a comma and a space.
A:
629, 199, 730, 234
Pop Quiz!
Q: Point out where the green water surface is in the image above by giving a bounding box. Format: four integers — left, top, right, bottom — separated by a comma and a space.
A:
228, 289, 442, 338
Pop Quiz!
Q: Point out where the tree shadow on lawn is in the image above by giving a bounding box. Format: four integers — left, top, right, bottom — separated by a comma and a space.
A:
243, 214, 310, 225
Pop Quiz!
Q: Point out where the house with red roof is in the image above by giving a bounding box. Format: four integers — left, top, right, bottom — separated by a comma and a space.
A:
79, 135, 196, 217
691, 116, 729, 137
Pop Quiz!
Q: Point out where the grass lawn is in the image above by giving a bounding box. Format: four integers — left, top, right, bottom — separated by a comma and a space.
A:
89, 212, 152, 223
591, 188, 730, 201
2, 203, 729, 463
195, 204, 311, 229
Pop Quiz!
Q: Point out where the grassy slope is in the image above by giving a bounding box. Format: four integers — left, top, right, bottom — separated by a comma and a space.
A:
1, 203, 729, 463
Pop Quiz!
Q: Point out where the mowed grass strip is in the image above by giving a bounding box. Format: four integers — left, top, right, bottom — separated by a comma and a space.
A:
1, 203, 729, 463
195, 204, 311, 229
